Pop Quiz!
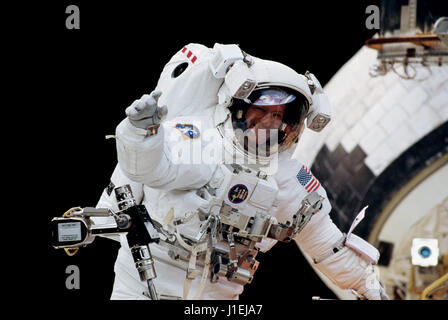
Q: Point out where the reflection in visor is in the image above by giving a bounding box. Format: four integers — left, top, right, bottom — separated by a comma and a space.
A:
251, 89, 296, 106
230, 86, 309, 160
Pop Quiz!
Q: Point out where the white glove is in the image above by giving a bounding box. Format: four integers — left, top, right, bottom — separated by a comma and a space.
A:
355, 265, 390, 300
359, 285, 389, 300
125, 90, 168, 130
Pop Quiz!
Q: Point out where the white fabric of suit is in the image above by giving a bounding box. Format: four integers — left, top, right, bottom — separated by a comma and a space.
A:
95, 43, 383, 300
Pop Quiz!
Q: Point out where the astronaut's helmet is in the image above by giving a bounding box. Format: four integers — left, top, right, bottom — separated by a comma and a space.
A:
214, 56, 315, 165
228, 86, 309, 158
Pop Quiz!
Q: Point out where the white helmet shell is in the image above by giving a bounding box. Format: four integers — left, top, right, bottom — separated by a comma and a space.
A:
214, 56, 315, 165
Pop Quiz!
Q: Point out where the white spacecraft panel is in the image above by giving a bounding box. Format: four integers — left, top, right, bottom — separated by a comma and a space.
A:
294, 45, 448, 177
293, 44, 448, 300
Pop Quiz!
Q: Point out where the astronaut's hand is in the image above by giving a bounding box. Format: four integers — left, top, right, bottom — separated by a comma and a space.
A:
379, 284, 390, 300
356, 266, 390, 300
125, 90, 168, 130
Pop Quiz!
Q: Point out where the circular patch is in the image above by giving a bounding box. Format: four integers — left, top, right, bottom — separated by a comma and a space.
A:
175, 123, 200, 140
228, 184, 249, 204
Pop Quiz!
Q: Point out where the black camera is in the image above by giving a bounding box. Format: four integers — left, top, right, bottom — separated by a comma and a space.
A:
50, 184, 160, 299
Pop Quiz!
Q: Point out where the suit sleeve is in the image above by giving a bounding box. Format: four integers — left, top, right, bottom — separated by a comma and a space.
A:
115, 117, 215, 191
275, 158, 382, 299
294, 192, 381, 299
92, 163, 144, 242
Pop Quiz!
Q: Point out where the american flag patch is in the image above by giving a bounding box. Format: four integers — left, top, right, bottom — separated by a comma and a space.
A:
296, 165, 320, 193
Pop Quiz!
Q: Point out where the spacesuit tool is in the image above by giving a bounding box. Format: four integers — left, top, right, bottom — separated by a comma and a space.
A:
50, 185, 160, 300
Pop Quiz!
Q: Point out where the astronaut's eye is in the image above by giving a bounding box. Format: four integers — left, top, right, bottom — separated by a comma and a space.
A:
171, 62, 189, 78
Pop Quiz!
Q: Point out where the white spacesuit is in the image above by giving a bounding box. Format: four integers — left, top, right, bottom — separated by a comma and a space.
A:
96, 43, 388, 300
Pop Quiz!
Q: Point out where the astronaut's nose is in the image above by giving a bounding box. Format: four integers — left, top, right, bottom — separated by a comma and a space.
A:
259, 113, 277, 129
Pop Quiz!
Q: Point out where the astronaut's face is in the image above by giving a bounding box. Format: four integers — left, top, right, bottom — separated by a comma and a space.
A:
245, 104, 286, 145
231, 87, 307, 158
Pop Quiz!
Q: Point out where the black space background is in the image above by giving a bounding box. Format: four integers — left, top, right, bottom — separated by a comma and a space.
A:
11, 0, 435, 316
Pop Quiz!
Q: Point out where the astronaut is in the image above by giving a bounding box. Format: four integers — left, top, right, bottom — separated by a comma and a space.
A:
96, 43, 388, 300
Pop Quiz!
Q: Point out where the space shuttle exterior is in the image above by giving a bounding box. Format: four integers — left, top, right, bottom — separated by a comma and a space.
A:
294, 0, 448, 300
